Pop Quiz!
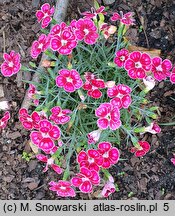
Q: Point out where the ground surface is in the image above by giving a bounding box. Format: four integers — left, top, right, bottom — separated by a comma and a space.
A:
0, 0, 175, 200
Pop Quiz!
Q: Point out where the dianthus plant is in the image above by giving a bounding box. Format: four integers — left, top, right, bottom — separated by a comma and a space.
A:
16, 1, 174, 197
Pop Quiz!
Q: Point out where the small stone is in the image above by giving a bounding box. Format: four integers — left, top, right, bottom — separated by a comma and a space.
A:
7, 131, 21, 140
0, 85, 4, 98
27, 182, 39, 190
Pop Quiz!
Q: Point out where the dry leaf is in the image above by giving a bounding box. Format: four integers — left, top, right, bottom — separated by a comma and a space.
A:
29, 141, 39, 154
128, 44, 161, 57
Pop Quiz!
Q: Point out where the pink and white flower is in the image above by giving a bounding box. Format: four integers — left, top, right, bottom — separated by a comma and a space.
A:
28, 84, 39, 106
36, 3, 54, 28
143, 76, 156, 92
114, 49, 129, 67
87, 129, 102, 144
82, 6, 107, 19
101, 176, 116, 197
19, 108, 42, 130
30, 119, 61, 154
100, 23, 116, 39
124, 51, 151, 79
50, 22, 77, 55
111, 12, 135, 25
71, 167, 100, 193
107, 84, 132, 109
144, 122, 161, 134
98, 142, 120, 168
36, 154, 62, 174
1, 50, 21, 77
77, 150, 103, 172
0, 111, 10, 129
49, 180, 76, 197
83, 77, 106, 99
31, 34, 50, 59
56, 69, 83, 93
50, 106, 72, 125
95, 102, 121, 130
170, 66, 175, 84
130, 141, 150, 157
74, 18, 99, 45
151, 57, 172, 81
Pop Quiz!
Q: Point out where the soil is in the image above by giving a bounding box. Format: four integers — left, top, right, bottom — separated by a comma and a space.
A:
0, 0, 175, 200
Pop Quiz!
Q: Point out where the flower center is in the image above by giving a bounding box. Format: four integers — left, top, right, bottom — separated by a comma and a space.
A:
60, 186, 66, 190
66, 77, 73, 82
156, 65, 162, 72
103, 152, 109, 158
84, 29, 89, 35
120, 56, 125, 61
38, 43, 43, 49
106, 113, 111, 120
135, 62, 142, 68
88, 157, 95, 163
117, 93, 123, 99
8, 61, 14, 67
61, 39, 67, 46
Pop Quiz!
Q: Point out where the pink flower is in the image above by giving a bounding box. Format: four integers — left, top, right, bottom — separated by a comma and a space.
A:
98, 142, 120, 168
50, 106, 72, 125
95, 102, 121, 130
87, 129, 102, 144
143, 76, 156, 92
71, 167, 100, 193
36, 3, 54, 28
30, 119, 61, 154
56, 69, 83, 92
28, 84, 39, 106
101, 181, 116, 197
50, 22, 77, 55
1, 50, 21, 77
36, 154, 62, 174
0, 111, 10, 129
107, 84, 132, 109
124, 51, 151, 79
100, 23, 116, 39
74, 19, 99, 45
49, 180, 76, 197
114, 49, 129, 67
82, 6, 107, 19
144, 122, 161, 134
31, 34, 50, 59
131, 141, 150, 157
83, 77, 106, 99
171, 154, 175, 166
19, 108, 42, 130
151, 57, 172, 81
77, 150, 103, 172
111, 12, 135, 25
170, 67, 175, 84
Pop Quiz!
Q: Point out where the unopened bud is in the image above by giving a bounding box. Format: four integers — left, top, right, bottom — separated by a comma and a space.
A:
42, 60, 51, 67
105, 81, 115, 88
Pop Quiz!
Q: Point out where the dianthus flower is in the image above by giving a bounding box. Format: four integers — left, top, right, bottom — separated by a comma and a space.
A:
143, 76, 156, 92
19, 108, 45, 130
1, 50, 21, 77
97, 142, 120, 168
83, 76, 106, 99
0, 111, 10, 129
30, 119, 61, 154
100, 23, 116, 39
71, 167, 100, 193
50, 106, 72, 125
95, 103, 121, 130
56, 69, 83, 92
151, 57, 172, 81
50, 22, 77, 55
170, 66, 175, 84
111, 12, 135, 25
28, 84, 39, 106
101, 176, 116, 197
107, 84, 132, 109
49, 181, 76, 197
36, 3, 54, 28
144, 122, 161, 134
114, 49, 129, 67
87, 129, 102, 144
124, 51, 151, 79
130, 141, 150, 157
77, 150, 103, 172
74, 18, 99, 45
82, 6, 107, 19
36, 154, 62, 174
31, 34, 50, 59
